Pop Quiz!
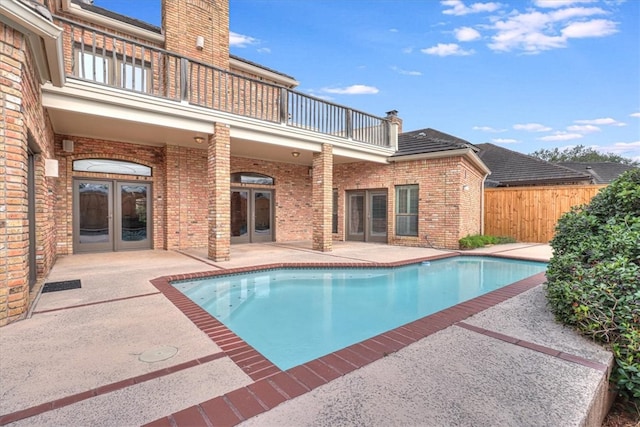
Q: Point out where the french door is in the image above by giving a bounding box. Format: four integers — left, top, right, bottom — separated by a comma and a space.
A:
73, 179, 151, 252
231, 189, 273, 243
346, 190, 387, 243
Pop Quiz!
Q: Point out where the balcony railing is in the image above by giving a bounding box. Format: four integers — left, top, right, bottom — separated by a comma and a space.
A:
58, 17, 391, 148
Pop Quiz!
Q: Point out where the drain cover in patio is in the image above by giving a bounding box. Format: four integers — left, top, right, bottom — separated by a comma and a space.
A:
42, 280, 82, 293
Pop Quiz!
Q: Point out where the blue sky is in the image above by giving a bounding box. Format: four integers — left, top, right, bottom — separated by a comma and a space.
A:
94, 0, 639, 161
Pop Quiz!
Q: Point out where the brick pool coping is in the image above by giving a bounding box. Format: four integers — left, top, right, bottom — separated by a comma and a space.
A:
143, 254, 569, 427
6, 253, 602, 426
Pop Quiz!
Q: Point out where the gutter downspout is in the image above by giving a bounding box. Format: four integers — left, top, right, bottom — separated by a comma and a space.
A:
480, 172, 488, 235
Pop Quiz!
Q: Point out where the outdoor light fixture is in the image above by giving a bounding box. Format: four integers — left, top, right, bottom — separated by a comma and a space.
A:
196, 36, 204, 50
194, 136, 204, 144
462, 184, 470, 191
291, 151, 300, 158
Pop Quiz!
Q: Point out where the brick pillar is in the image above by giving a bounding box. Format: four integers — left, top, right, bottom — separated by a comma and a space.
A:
207, 123, 230, 261
0, 27, 29, 325
163, 145, 181, 250
312, 144, 333, 252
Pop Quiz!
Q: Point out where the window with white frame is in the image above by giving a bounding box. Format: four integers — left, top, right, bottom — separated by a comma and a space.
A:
395, 185, 418, 236
74, 47, 151, 93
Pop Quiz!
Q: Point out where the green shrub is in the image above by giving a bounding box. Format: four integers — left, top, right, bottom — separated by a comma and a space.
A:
458, 234, 515, 249
546, 169, 640, 404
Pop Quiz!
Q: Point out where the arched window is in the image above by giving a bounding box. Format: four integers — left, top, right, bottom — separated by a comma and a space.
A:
231, 172, 274, 185
73, 159, 152, 176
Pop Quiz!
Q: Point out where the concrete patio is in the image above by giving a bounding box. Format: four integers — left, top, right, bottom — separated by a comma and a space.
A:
0, 242, 613, 426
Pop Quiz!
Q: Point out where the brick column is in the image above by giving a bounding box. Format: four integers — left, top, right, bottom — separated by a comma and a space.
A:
163, 145, 181, 250
312, 144, 333, 252
207, 123, 230, 261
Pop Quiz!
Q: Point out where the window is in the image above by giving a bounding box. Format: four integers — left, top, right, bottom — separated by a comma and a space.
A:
230, 172, 274, 185
332, 190, 338, 233
74, 47, 151, 93
396, 185, 418, 236
73, 159, 152, 177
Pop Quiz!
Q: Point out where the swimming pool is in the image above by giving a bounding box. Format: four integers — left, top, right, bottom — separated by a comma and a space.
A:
173, 256, 547, 370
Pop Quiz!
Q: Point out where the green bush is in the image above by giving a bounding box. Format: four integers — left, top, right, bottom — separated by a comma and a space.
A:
546, 169, 640, 404
458, 234, 515, 249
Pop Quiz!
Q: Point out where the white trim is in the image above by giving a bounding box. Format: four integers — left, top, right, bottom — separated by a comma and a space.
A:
59, 0, 164, 43
41, 79, 397, 160
0, 0, 65, 85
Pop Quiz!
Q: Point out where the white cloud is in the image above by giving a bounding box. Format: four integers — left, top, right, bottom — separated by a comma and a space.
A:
575, 117, 626, 126
631, 112, 640, 118
562, 19, 618, 38
229, 31, 258, 48
538, 132, 584, 141
322, 85, 379, 95
441, 0, 501, 16
455, 26, 482, 41
514, 123, 552, 132
549, 7, 607, 21
473, 126, 507, 132
257, 47, 271, 54
492, 138, 519, 143
389, 28, 399, 33
591, 141, 640, 161
489, 12, 566, 53
487, 6, 617, 54
421, 43, 475, 56
402, 47, 414, 54
534, 0, 597, 8
391, 66, 422, 76
566, 124, 600, 133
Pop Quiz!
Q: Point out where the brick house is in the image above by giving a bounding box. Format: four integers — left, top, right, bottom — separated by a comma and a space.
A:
0, 0, 490, 325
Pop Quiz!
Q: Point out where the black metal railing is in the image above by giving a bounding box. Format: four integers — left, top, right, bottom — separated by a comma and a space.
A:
59, 18, 391, 148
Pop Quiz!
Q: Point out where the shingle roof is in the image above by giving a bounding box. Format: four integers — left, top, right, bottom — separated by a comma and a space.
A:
557, 162, 638, 184
229, 54, 297, 83
476, 143, 592, 187
71, 0, 162, 33
393, 128, 477, 157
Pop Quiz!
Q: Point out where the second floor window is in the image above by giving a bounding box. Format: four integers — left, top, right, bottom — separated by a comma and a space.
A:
75, 48, 151, 93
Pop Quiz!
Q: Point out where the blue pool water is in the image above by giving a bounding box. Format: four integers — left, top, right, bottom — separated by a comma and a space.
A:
173, 256, 546, 370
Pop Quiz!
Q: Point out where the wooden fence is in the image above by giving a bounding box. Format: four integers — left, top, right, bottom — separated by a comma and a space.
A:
484, 185, 607, 243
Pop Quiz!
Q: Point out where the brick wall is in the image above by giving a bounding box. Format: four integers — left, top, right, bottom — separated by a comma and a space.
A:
163, 0, 229, 70
231, 157, 313, 242
0, 23, 57, 325
333, 156, 485, 249
54, 137, 166, 253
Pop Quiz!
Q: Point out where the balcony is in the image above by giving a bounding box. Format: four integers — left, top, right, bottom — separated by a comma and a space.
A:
57, 17, 392, 149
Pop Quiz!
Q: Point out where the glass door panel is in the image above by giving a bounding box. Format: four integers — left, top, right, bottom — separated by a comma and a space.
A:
75, 180, 113, 252
117, 183, 150, 250
252, 191, 272, 242
231, 190, 249, 243
369, 192, 388, 242
347, 192, 365, 241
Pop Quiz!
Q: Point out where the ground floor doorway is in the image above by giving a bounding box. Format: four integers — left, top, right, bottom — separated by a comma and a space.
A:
231, 188, 274, 243
346, 190, 388, 243
73, 179, 151, 252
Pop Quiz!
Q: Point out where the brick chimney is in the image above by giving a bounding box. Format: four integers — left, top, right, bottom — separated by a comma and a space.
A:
162, 0, 229, 70
386, 110, 403, 134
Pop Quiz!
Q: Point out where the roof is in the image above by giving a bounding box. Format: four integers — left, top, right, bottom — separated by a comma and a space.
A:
475, 143, 592, 187
71, 0, 162, 33
393, 128, 478, 157
230, 55, 297, 83
557, 162, 638, 184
